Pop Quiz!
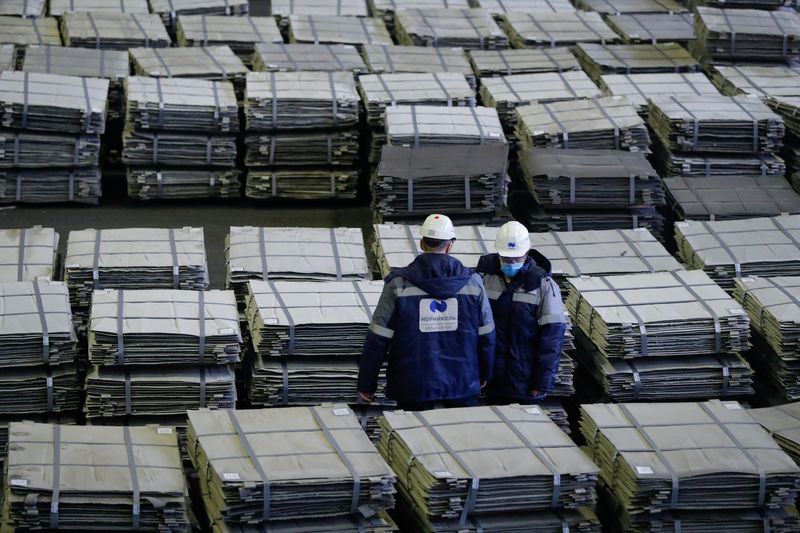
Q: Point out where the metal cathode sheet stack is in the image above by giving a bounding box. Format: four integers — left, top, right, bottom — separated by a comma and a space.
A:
394, 8, 509, 50
271, 0, 370, 20
574, 42, 699, 82
61, 12, 172, 50
710, 65, 800, 98
176, 16, 283, 64
149, 0, 249, 32
0, 227, 59, 282
695, 7, 800, 61
129, 46, 249, 93
362, 44, 475, 88
287, 14, 393, 47
598, 72, 721, 112
0, 17, 61, 68
0, 0, 45, 16
468, 48, 581, 77
750, 402, 800, 464
501, 12, 621, 48
385, 105, 505, 147
475, 0, 577, 17
604, 13, 696, 45
368, 0, 471, 34
49, 0, 150, 15
252, 43, 368, 74
575, 0, 687, 14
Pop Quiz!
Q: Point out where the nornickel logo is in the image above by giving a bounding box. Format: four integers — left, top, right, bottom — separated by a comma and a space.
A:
429, 300, 448, 313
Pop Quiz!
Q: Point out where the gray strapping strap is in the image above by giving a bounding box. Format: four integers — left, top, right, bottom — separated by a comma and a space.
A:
353, 281, 373, 321
116, 289, 126, 364
329, 228, 343, 280
496, 49, 513, 76
376, 74, 397, 107
668, 271, 721, 353
73, 137, 80, 167
152, 133, 159, 165
549, 230, 580, 275
198, 289, 206, 362
600, 277, 648, 355
199, 366, 206, 407
281, 359, 289, 405
270, 72, 278, 127
258, 227, 269, 279
308, 15, 320, 44
679, 72, 703, 96
32, 281, 50, 363
92, 229, 102, 289
468, 105, 486, 144
327, 71, 339, 126
464, 12, 485, 49
630, 14, 657, 45
87, 12, 101, 48
153, 49, 172, 77
380, 43, 396, 73
526, 13, 555, 48
201, 15, 209, 46
45, 44, 51, 72
124, 369, 132, 415
248, 17, 266, 43
68, 173, 75, 202
605, 45, 631, 74
542, 102, 569, 148
433, 46, 448, 71
615, 229, 655, 271
768, 11, 788, 57
358, 16, 374, 44
122, 426, 141, 529
206, 136, 212, 166
730, 97, 760, 153
700, 221, 741, 277
414, 411, 478, 526
277, 43, 299, 71
156, 171, 164, 198
773, 216, 800, 251
120, 0, 126, 13
201, 47, 228, 80
154, 77, 166, 128
131, 13, 150, 47
432, 73, 452, 107
410, 105, 420, 148
590, 98, 620, 149
31, 17, 43, 44
81, 77, 92, 132
628, 360, 642, 399
21, 72, 30, 129
404, 225, 421, 256
309, 407, 361, 515
210, 81, 221, 124
15, 173, 21, 202
167, 228, 179, 289
326, 135, 333, 165
49, 424, 62, 528
17, 228, 26, 281
268, 280, 296, 354
474, 226, 489, 254
46, 372, 54, 412
226, 410, 271, 521
715, 356, 730, 396
499, 74, 523, 103
670, 95, 699, 151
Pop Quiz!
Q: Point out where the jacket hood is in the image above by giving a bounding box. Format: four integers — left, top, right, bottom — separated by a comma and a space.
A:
387, 253, 473, 299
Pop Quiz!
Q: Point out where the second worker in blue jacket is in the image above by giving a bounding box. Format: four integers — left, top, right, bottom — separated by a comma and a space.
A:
476, 221, 567, 404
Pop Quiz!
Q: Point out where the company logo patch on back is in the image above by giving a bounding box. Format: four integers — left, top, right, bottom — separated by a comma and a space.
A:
420, 298, 458, 332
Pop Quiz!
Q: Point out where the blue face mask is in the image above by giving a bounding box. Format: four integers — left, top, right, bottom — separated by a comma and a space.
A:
500, 262, 524, 277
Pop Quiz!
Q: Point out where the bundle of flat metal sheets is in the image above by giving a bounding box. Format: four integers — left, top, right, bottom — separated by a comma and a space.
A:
566, 270, 752, 358
85, 365, 236, 418
213, 513, 399, 533
652, 138, 787, 178
710, 65, 800, 98
385, 105, 505, 147
130, 46, 249, 89
675, 215, 800, 291
750, 402, 800, 464
395, 8, 509, 50
359, 72, 476, 128
468, 48, 580, 77
287, 14, 393, 46
785, 141, 800, 193
695, 7, 800, 61
0, 44, 13, 70
665, 176, 800, 221
361, 44, 475, 88
252, 43, 368, 74
88, 288, 241, 366
514, 96, 649, 151
122, 131, 238, 167
187, 406, 397, 523
575, 43, 699, 82
127, 168, 242, 200
379, 405, 600, 524
0, 168, 102, 204
768, 96, 800, 138
0, 227, 58, 282
519, 148, 665, 210
49, 0, 150, 15
501, 12, 621, 48
61, 13, 171, 50
2, 422, 189, 532
0, 365, 81, 415
149, 0, 249, 29
580, 401, 800, 531
271, 0, 369, 19
517, 207, 664, 234
368, 0, 471, 33
0, 0, 45, 16
245, 71, 360, 130
245, 130, 359, 167
605, 13, 696, 44
373, 143, 508, 223
599, 72, 721, 111
176, 16, 283, 62
0, 131, 99, 168
474, 0, 577, 16
575, 0, 687, 14
245, 169, 360, 200
0, 17, 60, 68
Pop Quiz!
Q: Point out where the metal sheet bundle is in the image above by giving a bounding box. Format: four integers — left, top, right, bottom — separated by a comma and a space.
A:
271, 0, 369, 19
751, 402, 800, 464
122, 130, 238, 166
0, 365, 81, 415
0, 0, 45, 16
378, 405, 600, 528
395, 505, 599, 533
574, 42, 699, 82
244, 130, 360, 167
0, 131, 99, 168
501, 12, 621, 48
515, 206, 665, 234
2, 422, 189, 532
245, 169, 360, 200
49, 0, 150, 15
252, 43, 368, 74
652, 140, 787, 178
394, 8, 509, 50
580, 401, 800, 531
768, 96, 800, 138
0, 227, 58, 282
130, 45, 249, 91
287, 14, 393, 46
665, 175, 800, 221
566, 269, 752, 359
599, 72, 720, 111
214, 513, 399, 533
474, 0, 577, 16
0, 168, 102, 204
127, 168, 243, 200
734, 276, 800, 401
575, 0, 687, 14
61, 12, 171, 50
675, 215, 800, 291
514, 96, 650, 152
385, 105, 505, 147
0, 17, 60, 68
149, 0, 249, 31
468, 48, 580, 77
361, 44, 475, 88
710, 65, 800, 98
604, 13, 695, 44
695, 7, 800, 61
176, 16, 283, 64
368, 0, 471, 34
187, 406, 397, 525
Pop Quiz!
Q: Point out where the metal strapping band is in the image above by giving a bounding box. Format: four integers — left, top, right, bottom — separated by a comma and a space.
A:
420, 11, 438, 46
376, 74, 397, 106
156, 171, 163, 198
87, 12, 101, 48
309, 407, 362, 514
410, 105, 420, 148
433, 46, 448, 71
45, 44, 51, 72
32, 281, 50, 363
73, 137, 80, 166
407, 174, 414, 212
308, 15, 320, 44
669, 95, 699, 150
527, 13, 555, 48
700, 221, 740, 277
358, 16, 373, 44
258, 227, 268, 279
468, 105, 486, 144
326, 135, 333, 165
697, 403, 766, 507
353, 281, 373, 321
81, 77, 92, 132
651, 43, 680, 72
21, 72, 30, 129
209, 172, 216, 194
542, 102, 569, 148
16, 227, 26, 281
268, 280, 296, 354
474, 226, 489, 254
248, 17, 265, 43
605, 45, 630, 74
116, 289, 126, 364
270, 72, 278, 127
120, 0, 126, 13
630, 14, 657, 45
155, 77, 166, 127
600, 277, 648, 355
566, 214, 573, 232
122, 426, 141, 529
206, 136, 212, 166
615, 229, 655, 271
199, 366, 206, 406
730, 97, 760, 153
69, 172, 75, 202
549, 230, 580, 275
715, 356, 730, 396
330, 228, 343, 280
464, 14, 485, 48
223, 0, 230, 15
46, 372, 53, 412
124, 369, 132, 415
618, 404, 679, 508
152, 133, 159, 165
49, 425, 62, 528
590, 98, 620, 149
581, 13, 607, 45
669, 271, 721, 353
380, 43, 396, 73
491, 406, 562, 509
268, 137, 277, 165
15, 173, 21, 202
130, 14, 150, 47
167, 228, 179, 289
414, 411, 479, 526
773, 216, 800, 250
153, 49, 172, 77
404, 224, 421, 256
328, 44, 346, 70
327, 71, 338, 126
202, 15, 209, 46
198, 289, 206, 362
628, 360, 642, 399
278, 43, 298, 71
569, 175, 576, 204
679, 72, 703, 96
499, 75, 523, 103
496, 49, 513, 76
31, 17, 43, 44
768, 11, 788, 57
281, 359, 289, 405
432, 73, 452, 107
227, 410, 271, 521
202, 47, 228, 80
210, 81, 221, 124
92, 229, 102, 289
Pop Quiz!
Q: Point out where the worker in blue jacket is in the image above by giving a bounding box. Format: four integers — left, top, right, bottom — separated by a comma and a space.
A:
476, 221, 566, 404
358, 214, 496, 411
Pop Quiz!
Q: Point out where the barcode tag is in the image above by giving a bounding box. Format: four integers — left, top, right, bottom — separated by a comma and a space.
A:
434, 471, 454, 478
728, 308, 745, 315
157, 427, 173, 435
218, 328, 235, 335
264, 318, 279, 325
222, 472, 240, 481
636, 466, 653, 475
332, 408, 350, 416
723, 402, 743, 410
10, 479, 28, 487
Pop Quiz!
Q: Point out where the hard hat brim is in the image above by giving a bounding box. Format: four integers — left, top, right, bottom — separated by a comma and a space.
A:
496, 248, 528, 258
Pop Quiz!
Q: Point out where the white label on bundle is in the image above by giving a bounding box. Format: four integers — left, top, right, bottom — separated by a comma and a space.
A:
218, 328, 235, 334
157, 427, 174, 435
332, 408, 350, 416
264, 318, 279, 324
636, 466, 653, 475
728, 308, 745, 315
10, 479, 28, 487
434, 471, 454, 478
524, 406, 542, 415
419, 298, 458, 333
222, 472, 241, 481
723, 402, 743, 410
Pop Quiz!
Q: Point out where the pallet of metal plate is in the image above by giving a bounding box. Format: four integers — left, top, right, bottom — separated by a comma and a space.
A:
245, 169, 360, 200
0, 17, 60, 68
474, 0, 576, 19
0, 365, 81, 415
574, 42, 699, 83
245, 129, 359, 168
751, 402, 800, 464
575, 0, 687, 15
0, 168, 102, 204
385, 105, 505, 147
511, 203, 665, 235
514, 96, 649, 152
598, 72, 720, 114
85, 415, 193, 465
287, 14, 392, 47
127, 168, 242, 200
270, 0, 369, 26
468, 48, 580, 77
501, 12, 621, 49
651, 136, 787, 178
61, 12, 171, 50
49, 0, 150, 15
252, 43, 368, 74
0, 0, 44, 16
149, 0, 249, 33
675, 214, 800, 291
2, 421, 189, 532
361, 44, 476, 89
605, 12, 696, 45
0, 228, 58, 282
394, 8, 509, 50
709, 65, 800, 98
695, 7, 800, 61
368, 0, 471, 35
0, 413, 77, 464
0, 130, 100, 168
186, 406, 397, 523
122, 131, 237, 168
176, 15, 283, 65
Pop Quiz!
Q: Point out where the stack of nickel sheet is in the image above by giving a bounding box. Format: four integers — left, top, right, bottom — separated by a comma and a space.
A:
176, 16, 283, 64
2, 422, 189, 532
0, 131, 100, 168
599, 72, 721, 112
695, 7, 800, 61
0, 227, 58, 282
652, 143, 787, 178
287, 14, 393, 47
213, 514, 399, 533
768, 96, 800, 137
0, 169, 102, 204
665, 175, 800, 221
514, 204, 664, 234
61, 12, 171, 50
361, 44, 475, 89
252, 43, 368, 74
127, 168, 242, 200
518, 148, 665, 210
734, 276, 800, 401
0, 0, 45, 16
750, 402, 800, 464
0, 365, 81, 415
122, 132, 237, 166
675, 215, 800, 291
514, 96, 650, 152
604, 13, 696, 45
187, 406, 397, 526
88, 288, 241, 366
245, 169, 360, 200
271, 0, 369, 24
63, 227, 209, 326
710, 65, 800, 98
0, 17, 60, 68
368, 0, 471, 35
385, 105, 505, 147
130, 45, 249, 92
474, 0, 577, 17
574, 42, 699, 82
468, 48, 580, 77
244, 131, 359, 167
580, 401, 800, 532
575, 0, 687, 14
149, 0, 249, 32
48, 0, 150, 15
501, 12, 621, 48
394, 8, 509, 50
378, 405, 600, 530
395, 506, 599, 533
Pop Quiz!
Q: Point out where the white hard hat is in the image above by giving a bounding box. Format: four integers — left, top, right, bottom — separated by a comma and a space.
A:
421, 214, 456, 241
495, 221, 531, 258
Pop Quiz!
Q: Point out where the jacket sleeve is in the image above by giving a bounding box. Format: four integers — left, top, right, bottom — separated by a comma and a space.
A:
531, 276, 567, 393
357, 281, 398, 393
475, 276, 496, 383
